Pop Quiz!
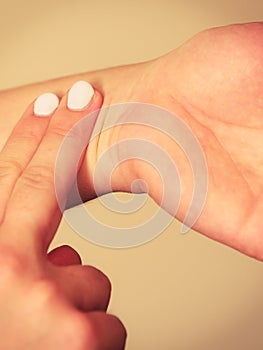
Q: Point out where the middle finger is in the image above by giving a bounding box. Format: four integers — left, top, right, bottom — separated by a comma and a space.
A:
4, 81, 102, 252
0, 94, 58, 223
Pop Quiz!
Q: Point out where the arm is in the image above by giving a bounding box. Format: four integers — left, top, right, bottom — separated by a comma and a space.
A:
0, 61, 154, 200
1, 22, 263, 260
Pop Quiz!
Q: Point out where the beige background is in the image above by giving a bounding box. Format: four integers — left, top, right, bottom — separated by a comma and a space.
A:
1, 1, 263, 349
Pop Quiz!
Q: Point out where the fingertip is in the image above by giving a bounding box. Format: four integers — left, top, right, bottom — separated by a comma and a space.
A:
66, 81, 102, 112
34, 93, 60, 117
67, 81, 94, 111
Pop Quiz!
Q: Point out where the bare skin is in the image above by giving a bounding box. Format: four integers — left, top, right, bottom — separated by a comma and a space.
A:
0, 88, 126, 349
1, 22, 263, 259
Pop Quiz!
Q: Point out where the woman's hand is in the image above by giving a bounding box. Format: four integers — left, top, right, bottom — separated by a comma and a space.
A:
0, 81, 126, 350
0, 22, 262, 260
78, 23, 263, 259
143, 22, 263, 259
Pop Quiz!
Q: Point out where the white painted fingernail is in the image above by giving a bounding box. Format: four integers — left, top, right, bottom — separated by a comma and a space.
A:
34, 93, 59, 117
67, 81, 94, 111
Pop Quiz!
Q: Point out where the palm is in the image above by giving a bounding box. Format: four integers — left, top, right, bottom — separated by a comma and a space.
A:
79, 23, 262, 258
154, 23, 263, 258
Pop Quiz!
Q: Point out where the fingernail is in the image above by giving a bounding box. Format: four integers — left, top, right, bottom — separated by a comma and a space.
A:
34, 93, 59, 117
67, 81, 94, 111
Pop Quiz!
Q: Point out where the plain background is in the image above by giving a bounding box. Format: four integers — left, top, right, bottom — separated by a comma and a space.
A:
1, 1, 263, 349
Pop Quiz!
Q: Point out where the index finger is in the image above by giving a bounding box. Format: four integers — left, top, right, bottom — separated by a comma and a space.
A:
3, 81, 102, 252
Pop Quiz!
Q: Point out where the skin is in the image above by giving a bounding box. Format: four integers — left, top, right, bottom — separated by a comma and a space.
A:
1, 22, 262, 259
0, 22, 263, 347
0, 90, 126, 349
0, 19, 263, 349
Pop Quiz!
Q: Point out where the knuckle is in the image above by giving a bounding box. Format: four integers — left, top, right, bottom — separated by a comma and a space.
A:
0, 247, 25, 281
49, 125, 70, 139
99, 271, 112, 306
85, 266, 112, 308
11, 132, 41, 146
50, 123, 84, 142
0, 159, 23, 179
75, 316, 100, 350
88, 265, 112, 291
21, 165, 54, 190
72, 314, 127, 350
30, 279, 61, 306
59, 314, 99, 350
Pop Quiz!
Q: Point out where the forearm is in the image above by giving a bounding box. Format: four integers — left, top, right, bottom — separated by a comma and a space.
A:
0, 60, 158, 203
0, 57, 200, 228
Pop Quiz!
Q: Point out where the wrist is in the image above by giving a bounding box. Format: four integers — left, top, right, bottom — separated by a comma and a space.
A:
75, 112, 138, 203
70, 61, 160, 204
98, 101, 205, 227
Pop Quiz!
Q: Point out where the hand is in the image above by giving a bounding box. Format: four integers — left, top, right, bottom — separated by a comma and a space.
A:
155, 22, 263, 258
77, 22, 263, 259
0, 82, 126, 350
0, 22, 261, 260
